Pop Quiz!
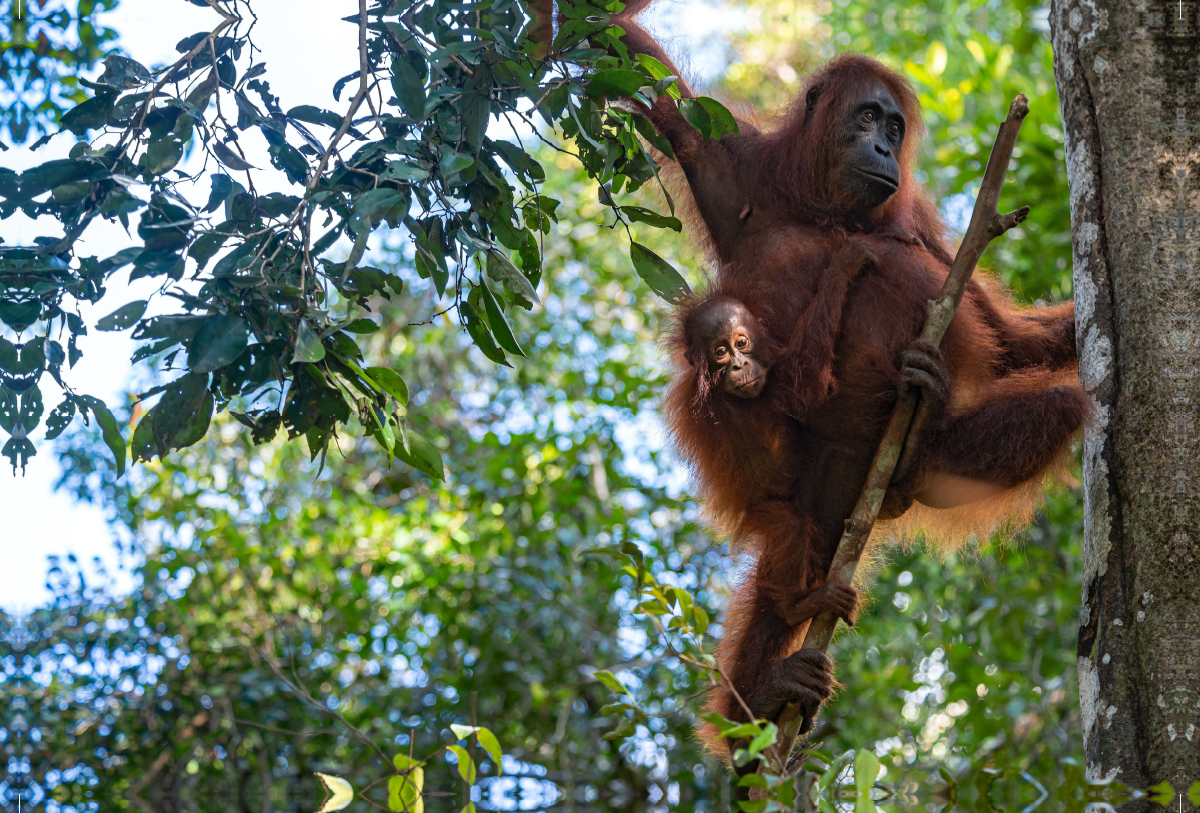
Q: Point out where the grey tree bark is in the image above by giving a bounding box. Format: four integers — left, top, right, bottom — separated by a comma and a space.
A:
1051, 0, 1200, 804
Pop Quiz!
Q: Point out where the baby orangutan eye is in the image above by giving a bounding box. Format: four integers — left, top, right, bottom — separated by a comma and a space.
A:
735, 337, 749, 349
714, 346, 728, 358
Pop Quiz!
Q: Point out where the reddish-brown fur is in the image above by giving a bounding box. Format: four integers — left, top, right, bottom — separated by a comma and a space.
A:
625, 27, 1088, 736
524, 0, 1089, 741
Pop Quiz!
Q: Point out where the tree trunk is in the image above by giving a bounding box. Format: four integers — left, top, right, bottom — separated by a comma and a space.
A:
1051, 0, 1200, 805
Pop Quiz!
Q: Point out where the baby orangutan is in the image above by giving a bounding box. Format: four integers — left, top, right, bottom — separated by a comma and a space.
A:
673, 266, 955, 731
685, 293, 946, 597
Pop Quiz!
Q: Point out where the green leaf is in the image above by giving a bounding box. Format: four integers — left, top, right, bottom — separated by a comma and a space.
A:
268, 140, 308, 185
75, 395, 126, 476
392, 753, 424, 771
98, 54, 151, 88
652, 74, 680, 98
315, 773, 355, 813
292, 320, 326, 364
818, 752, 849, 791
855, 748, 880, 813
630, 242, 690, 303
190, 231, 231, 268
461, 302, 509, 367
592, 670, 629, 696
287, 104, 343, 128
636, 54, 673, 80
711, 723, 762, 740
203, 174, 234, 213
213, 141, 255, 171
44, 399, 77, 439
478, 283, 526, 357
387, 771, 423, 813
381, 162, 430, 181
485, 250, 540, 304
394, 430, 444, 481
188, 314, 250, 374
391, 56, 427, 117
450, 724, 478, 740
133, 314, 206, 342
131, 374, 213, 462
439, 150, 473, 176
0, 301, 42, 332
353, 188, 409, 229
678, 98, 711, 139
447, 746, 475, 785
586, 68, 648, 98
491, 141, 545, 182
145, 137, 184, 174
696, 96, 739, 139
619, 206, 681, 232
96, 300, 148, 332
475, 728, 502, 771
365, 367, 408, 405
343, 318, 380, 334
1147, 781, 1174, 807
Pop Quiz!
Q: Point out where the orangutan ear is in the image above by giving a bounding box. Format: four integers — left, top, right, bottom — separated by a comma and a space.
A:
805, 87, 821, 113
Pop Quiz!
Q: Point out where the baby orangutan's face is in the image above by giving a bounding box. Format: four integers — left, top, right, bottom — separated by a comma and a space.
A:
693, 299, 768, 398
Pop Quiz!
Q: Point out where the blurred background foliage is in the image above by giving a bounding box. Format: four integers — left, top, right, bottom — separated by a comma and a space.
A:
0, 0, 120, 143
1, 0, 1088, 811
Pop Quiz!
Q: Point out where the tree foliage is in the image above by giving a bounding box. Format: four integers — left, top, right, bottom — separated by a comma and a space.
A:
0, 0, 120, 143
0, 0, 713, 475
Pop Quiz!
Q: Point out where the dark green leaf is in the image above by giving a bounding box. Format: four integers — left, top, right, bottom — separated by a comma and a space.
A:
630, 242, 690, 303
286, 104, 343, 128
96, 300, 148, 332
394, 430, 444, 481
365, 367, 408, 405
391, 56, 426, 117
44, 398, 77, 439
678, 98, 711, 139
478, 283, 526, 357
619, 206, 682, 232
292, 321, 326, 364
585, 69, 648, 98
187, 314, 250, 374
145, 138, 184, 174
204, 174, 234, 213
461, 302, 509, 367
76, 394, 126, 476
213, 141, 255, 171
696, 96, 739, 139
132, 374, 213, 462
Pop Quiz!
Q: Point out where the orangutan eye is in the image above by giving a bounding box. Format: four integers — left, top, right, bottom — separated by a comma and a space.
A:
735, 337, 748, 350
863, 110, 875, 123
714, 346, 728, 359
888, 121, 900, 135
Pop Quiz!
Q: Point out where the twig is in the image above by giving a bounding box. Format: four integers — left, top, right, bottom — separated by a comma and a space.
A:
766, 94, 1032, 774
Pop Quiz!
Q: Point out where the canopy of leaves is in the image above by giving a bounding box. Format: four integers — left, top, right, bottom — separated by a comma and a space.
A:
0, 0, 711, 474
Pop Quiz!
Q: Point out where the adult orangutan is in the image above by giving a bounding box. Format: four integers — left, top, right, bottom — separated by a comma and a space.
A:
612, 14, 1087, 736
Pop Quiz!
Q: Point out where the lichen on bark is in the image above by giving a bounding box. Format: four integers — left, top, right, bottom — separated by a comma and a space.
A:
1052, 0, 1200, 799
